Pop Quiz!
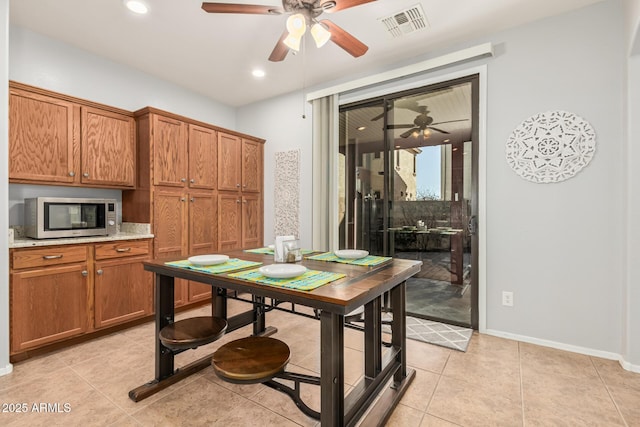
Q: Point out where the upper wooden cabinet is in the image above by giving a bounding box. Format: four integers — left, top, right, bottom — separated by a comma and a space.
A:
152, 115, 188, 187
218, 133, 263, 193
189, 124, 217, 190
9, 82, 136, 188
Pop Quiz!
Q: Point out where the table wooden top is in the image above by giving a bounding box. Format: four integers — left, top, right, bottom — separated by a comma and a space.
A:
144, 250, 422, 315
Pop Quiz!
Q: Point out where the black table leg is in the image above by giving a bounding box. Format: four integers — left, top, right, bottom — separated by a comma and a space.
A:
364, 297, 382, 378
390, 280, 407, 383
156, 273, 175, 380
320, 310, 344, 426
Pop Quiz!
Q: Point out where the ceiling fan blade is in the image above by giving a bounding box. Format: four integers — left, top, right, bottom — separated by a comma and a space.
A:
400, 128, 420, 138
322, 0, 376, 13
370, 111, 385, 121
387, 124, 415, 129
268, 31, 289, 62
428, 126, 451, 134
201, 2, 283, 14
430, 119, 469, 125
320, 19, 368, 58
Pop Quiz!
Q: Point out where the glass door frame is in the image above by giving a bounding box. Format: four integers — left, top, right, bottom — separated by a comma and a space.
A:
340, 74, 479, 329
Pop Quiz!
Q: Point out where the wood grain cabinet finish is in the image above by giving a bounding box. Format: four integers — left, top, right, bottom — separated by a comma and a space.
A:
81, 107, 136, 187
9, 87, 78, 184
94, 256, 152, 329
9, 82, 136, 189
9, 239, 152, 356
123, 107, 263, 305
242, 194, 262, 249
11, 254, 89, 353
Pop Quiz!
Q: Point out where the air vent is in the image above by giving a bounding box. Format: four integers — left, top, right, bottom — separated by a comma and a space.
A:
379, 4, 428, 38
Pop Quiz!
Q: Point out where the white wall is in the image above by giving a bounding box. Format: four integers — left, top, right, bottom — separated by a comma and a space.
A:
239, 0, 629, 359
0, 0, 13, 375
624, 0, 640, 368
236, 91, 313, 248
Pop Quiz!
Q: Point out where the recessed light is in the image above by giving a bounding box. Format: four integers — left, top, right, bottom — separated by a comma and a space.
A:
252, 69, 266, 78
443, 139, 450, 143
124, 0, 148, 14
356, 126, 366, 131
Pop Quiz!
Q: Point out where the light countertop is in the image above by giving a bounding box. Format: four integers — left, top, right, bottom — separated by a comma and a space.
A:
9, 223, 154, 249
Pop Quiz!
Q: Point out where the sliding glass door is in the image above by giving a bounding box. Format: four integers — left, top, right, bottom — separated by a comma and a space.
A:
339, 75, 479, 328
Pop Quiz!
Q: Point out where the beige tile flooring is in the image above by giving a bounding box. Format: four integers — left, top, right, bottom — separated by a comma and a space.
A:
1, 298, 639, 426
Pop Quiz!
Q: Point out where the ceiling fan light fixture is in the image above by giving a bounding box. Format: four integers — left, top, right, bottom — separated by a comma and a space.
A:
286, 14, 307, 37
283, 33, 302, 51
311, 22, 331, 48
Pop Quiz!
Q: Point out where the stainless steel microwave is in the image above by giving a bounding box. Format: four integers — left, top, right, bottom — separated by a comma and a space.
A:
24, 197, 117, 239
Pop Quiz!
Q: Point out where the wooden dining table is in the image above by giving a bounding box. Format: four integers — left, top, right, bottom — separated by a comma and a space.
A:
129, 249, 422, 426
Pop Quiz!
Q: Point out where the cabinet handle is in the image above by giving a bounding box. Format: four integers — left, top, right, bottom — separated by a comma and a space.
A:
181, 178, 187, 182
180, 198, 185, 202
83, 172, 89, 178
81, 270, 88, 277
190, 198, 195, 202
190, 179, 195, 183
236, 199, 241, 203
97, 269, 103, 275
68, 171, 75, 177
115, 247, 131, 253
236, 183, 240, 188
242, 200, 247, 204
42, 255, 63, 260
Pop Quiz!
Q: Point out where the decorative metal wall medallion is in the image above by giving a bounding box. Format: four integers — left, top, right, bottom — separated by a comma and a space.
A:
505, 110, 596, 183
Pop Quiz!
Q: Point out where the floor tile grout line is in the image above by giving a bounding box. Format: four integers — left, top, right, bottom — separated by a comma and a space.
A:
590, 356, 630, 427
519, 341, 526, 427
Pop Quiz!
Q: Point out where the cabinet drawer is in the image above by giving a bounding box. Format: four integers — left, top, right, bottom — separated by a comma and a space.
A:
12, 246, 88, 270
95, 240, 150, 260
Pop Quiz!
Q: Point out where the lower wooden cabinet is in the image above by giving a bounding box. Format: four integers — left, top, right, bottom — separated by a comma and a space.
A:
9, 238, 152, 357
94, 256, 152, 329
11, 263, 89, 353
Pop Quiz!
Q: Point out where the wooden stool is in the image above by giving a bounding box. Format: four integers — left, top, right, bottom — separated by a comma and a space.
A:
212, 336, 320, 419
212, 336, 290, 384
159, 316, 227, 351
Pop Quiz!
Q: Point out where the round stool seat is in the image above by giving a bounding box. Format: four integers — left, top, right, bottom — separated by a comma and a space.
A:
212, 336, 290, 384
159, 316, 227, 350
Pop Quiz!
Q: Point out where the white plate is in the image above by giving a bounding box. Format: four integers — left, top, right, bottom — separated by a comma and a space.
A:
259, 264, 307, 279
188, 254, 229, 266
334, 249, 369, 260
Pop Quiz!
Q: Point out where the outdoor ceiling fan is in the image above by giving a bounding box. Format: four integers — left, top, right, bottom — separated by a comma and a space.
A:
201, 0, 374, 62
388, 106, 469, 139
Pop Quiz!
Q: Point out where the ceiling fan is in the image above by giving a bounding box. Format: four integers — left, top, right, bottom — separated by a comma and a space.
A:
387, 106, 469, 138
201, 0, 374, 62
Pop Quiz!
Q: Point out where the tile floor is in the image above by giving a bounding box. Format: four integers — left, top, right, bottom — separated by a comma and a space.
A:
1, 298, 639, 426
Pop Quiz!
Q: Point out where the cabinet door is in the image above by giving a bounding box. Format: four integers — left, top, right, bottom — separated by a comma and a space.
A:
218, 193, 242, 251
11, 264, 88, 353
9, 88, 79, 184
188, 124, 216, 190
153, 115, 188, 187
188, 283, 212, 303
153, 189, 187, 258
242, 139, 262, 193
188, 191, 217, 255
217, 132, 241, 191
242, 194, 262, 249
94, 256, 152, 329
81, 107, 135, 187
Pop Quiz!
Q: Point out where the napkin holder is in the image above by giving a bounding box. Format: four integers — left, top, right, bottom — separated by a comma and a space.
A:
274, 235, 295, 263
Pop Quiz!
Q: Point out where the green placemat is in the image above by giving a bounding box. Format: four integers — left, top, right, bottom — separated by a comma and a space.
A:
244, 247, 315, 255
228, 268, 345, 291
306, 252, 391, 266
165, 258, 262, 274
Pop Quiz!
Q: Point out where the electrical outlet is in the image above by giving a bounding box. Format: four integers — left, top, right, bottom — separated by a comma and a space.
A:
502, 291, 514, 307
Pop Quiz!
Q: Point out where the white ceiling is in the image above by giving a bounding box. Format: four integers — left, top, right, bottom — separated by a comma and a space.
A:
9, 0, 603, 107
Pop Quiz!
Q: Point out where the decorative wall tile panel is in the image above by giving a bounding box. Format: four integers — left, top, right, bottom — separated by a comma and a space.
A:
274, 150, 300, 238
506, 110, 596, 183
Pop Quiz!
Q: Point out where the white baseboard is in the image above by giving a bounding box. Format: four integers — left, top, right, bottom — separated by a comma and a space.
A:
483, 329, 640, 373
0, 363, 13, 376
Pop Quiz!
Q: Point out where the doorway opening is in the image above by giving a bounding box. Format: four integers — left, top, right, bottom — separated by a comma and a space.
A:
338, 74, 479, 329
